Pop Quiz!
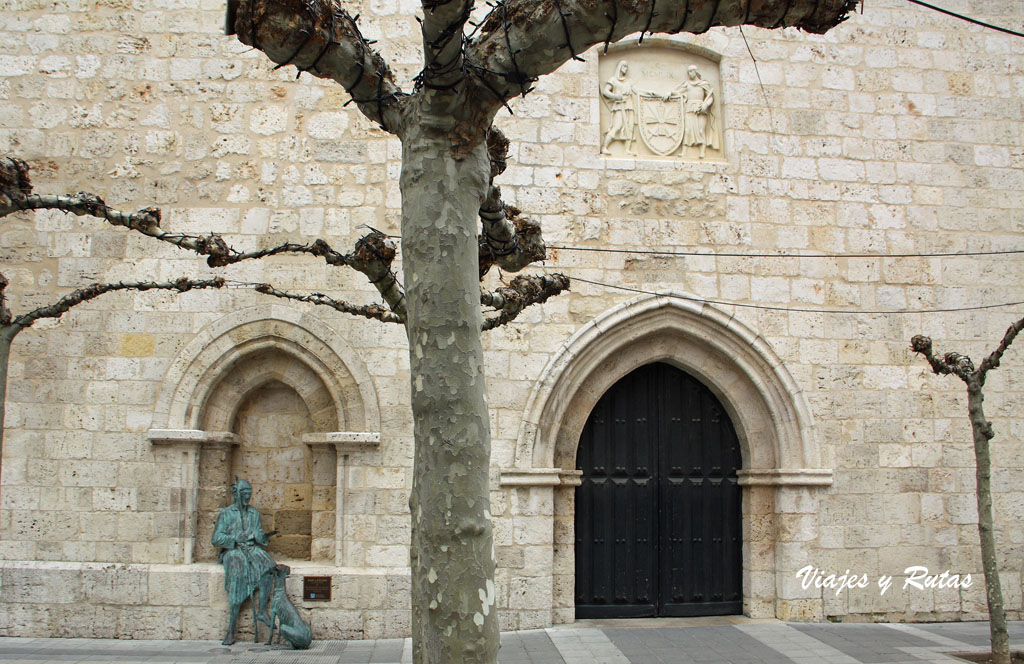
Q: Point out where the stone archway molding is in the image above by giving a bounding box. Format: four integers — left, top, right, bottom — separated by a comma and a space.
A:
502, 292, 832, 487
150, 303, 380, 433
502, 292, 834, 622
147, 304, 382, 564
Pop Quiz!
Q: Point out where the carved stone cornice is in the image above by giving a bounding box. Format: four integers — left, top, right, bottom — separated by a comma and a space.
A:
147, 429, 239, 447
736, 469, 834, 487
499, 468, 583, 487
302, 431, 381, 454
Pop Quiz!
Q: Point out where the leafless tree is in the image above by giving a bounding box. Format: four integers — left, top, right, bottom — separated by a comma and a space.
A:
912, 317, 1024, 664
0, 154, 566, 512
223, 0, 856, 660
0, 158, 226, 488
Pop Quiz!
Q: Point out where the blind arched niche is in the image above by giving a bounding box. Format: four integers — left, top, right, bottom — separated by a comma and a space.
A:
194, 348, 337, 562
148, 305, 381, 565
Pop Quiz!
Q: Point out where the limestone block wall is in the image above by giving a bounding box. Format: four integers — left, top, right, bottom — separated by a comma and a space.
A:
0, 562, 411, 640
0, 0, 1022, 639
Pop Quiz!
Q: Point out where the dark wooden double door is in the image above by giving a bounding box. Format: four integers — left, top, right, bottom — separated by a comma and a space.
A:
575, 362, 742, 618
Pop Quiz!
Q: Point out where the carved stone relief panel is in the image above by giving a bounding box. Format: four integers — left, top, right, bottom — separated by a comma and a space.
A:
599, 45, 723, 161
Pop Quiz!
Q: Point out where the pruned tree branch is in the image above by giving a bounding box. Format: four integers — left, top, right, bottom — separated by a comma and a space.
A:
481, 272, 569, 330
254, 283, 404, 324
0, 274, 225, 518
479, 186, 546, 278
11, 277, 226, 330
348, 232, 408, 319
1, 158, 408, 320
417, 0, 473, 96
910, 335, 975, 382
465, 0, 858, 113
910, 320, 1024, 445
227, 0, 407, 132
3, 188, 164, 232
978, 317, 1024, 378
486, 125, 509, 181
0, 157, 31, 205
477, 127, 546, 278
910, 321, 1024, 664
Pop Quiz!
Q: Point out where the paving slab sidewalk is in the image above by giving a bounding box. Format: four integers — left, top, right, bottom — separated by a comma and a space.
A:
0, 620, 1021, 663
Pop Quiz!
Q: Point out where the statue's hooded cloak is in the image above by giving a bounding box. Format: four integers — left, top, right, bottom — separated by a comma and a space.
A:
211, 480, 276, 603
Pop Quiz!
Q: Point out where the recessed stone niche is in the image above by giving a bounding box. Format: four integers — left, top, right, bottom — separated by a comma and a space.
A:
599, 43, 723, 161
230, 381, 316, 560
194, 347, 339, 563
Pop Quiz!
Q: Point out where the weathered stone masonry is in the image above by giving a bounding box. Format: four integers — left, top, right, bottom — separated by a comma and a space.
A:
0, 0, 1023, 639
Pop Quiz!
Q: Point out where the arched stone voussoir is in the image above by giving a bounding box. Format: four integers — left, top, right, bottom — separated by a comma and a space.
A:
199, 345, 339, 433
512, 292, 828, 483
150, 304, 381, 435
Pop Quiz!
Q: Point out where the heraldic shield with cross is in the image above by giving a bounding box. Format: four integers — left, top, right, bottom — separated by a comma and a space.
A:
599, 44, 723, 161
639, 92, 686, 156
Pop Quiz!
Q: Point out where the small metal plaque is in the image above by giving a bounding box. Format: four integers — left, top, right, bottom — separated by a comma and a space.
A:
303, 576, 331, 601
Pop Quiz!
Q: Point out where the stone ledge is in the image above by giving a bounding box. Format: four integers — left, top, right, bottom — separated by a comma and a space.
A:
736, 469, 833, 486
0, 561, 415, 640
499, 469, 582, 487
147, 429, 239, 445
500, 469, 560, 486
303, 431, 381, 454
558, 470, 583, 487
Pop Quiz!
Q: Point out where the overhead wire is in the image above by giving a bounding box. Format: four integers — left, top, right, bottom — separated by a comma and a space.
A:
378, 235, 1024, 259
221, 260, 1024, 315
738, 26, 777, 133
905, 0, 1024, 38
562, 274, 1024, 315
546, 245, 1024, 259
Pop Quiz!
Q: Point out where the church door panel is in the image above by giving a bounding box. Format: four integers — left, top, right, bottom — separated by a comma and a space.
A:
575, 366, 658, 617
575, 362, 742, 618
659, 366, 742, 616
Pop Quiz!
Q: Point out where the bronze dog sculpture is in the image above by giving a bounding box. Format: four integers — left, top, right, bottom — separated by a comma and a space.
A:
265, 564, 312, 649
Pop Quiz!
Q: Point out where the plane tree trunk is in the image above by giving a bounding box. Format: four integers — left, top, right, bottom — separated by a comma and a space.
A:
401, 115, 498, 663
0, 326, 13, 500
227, 0, 860, 660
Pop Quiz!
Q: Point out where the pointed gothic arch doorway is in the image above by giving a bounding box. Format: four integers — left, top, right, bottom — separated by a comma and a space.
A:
505, 294, 835, 623
574, 361, 742, 618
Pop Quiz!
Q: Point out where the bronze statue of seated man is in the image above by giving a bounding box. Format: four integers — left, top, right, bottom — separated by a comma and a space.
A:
212, 478, 278, 645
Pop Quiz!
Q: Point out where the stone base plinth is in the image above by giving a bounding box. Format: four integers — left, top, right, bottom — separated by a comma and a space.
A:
0, 561, 411, 640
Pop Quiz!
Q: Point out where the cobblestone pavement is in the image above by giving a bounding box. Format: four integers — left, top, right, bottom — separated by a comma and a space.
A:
0, 620, 1022, 663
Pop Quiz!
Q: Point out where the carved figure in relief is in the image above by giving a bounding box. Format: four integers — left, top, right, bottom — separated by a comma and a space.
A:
212, 478, 278, 645
600, 61, 638, 155
669, 65, 720, 158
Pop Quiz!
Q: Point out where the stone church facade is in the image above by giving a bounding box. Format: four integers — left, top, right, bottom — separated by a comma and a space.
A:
1, 0, 1023, 640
